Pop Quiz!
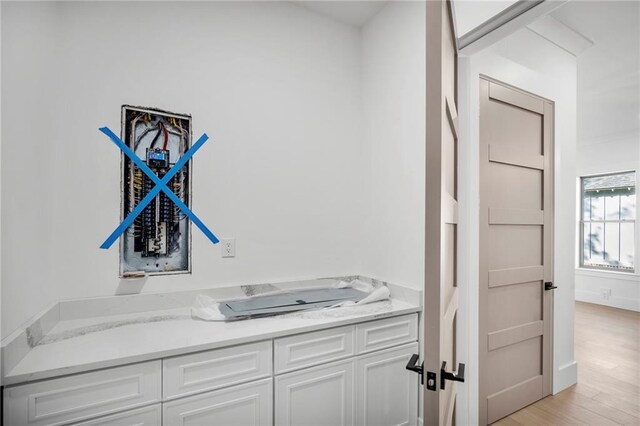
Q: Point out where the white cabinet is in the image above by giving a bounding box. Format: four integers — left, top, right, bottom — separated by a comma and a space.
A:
4, 361, 161, 426
275, 359, 355, 426
163, 340, 272, 400
356, 314, 418, 354
355, 342, 419, 426
72, 405, 161, 426
163, 379, 272, 426
4, 313, 419, 426
274, 325, 354, 374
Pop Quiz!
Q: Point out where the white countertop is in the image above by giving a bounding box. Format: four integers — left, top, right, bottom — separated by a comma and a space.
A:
4, 291, 419, 386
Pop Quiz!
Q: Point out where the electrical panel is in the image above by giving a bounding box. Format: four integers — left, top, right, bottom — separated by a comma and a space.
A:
120, 106, 192, 276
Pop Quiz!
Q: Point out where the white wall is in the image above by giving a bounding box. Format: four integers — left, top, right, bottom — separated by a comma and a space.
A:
572, 0, 640, 311
1, 1, 428, 342
359, 2, 426, 421
1, 1, 366, 337
360, 1, 426, 290
2, 1, 61, 339
459, 27, 577, 424
0, 0, 3, 386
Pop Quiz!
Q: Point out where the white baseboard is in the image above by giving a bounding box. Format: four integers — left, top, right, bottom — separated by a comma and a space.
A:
554, 360, 577, 394
575, 289, 640, 312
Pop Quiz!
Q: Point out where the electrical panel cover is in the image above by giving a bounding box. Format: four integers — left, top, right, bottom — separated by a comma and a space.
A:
120, 106, 192, 276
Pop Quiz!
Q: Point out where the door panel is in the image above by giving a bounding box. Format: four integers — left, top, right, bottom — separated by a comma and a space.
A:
488, 164, 543, 210
275, 359, 354, 426
425, 1, 460, 425
163, 379, 273, 426
479, 78, 554, 425
484, 103, 543, 155
488, 281, 542, 330
355, 343, 419, 426
488, 226, 543, 269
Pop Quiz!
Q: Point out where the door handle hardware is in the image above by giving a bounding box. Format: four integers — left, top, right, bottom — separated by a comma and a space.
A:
441, 361, 465, 390
545, 282, 557, 291
406, 354, 423, 385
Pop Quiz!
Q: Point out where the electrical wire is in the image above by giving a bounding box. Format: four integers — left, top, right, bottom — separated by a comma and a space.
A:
134, 125, 157, 150
162, 122, 169, 150
149, 122, 163, 149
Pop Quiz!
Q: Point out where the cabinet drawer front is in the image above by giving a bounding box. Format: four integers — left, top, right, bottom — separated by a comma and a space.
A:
275, 359, 354, 426
72, 404, 161, 426
163, 378, 273, 426
4, 361, 161, 426
356, 314, 418, 354
163, 341, 272, 400
275, 326, 355, 374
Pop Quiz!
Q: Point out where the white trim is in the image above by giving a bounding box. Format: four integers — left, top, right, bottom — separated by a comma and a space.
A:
459, 1, 569, 56
553, 361, 577, 395
575, 289, 640, 312
575, 268, 639, 282
459, 0, 545, 49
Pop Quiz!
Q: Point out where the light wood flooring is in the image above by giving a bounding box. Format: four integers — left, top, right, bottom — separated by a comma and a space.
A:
494, 301, 640, 425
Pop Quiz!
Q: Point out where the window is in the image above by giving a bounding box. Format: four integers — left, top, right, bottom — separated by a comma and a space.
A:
581, 171, 636, 272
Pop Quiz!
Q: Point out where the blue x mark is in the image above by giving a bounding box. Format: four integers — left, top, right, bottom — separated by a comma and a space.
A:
99, 126, 219, 249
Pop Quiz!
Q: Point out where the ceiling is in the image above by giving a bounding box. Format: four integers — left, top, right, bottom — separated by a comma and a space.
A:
548, 0, 639, 145
294, 1, 388, 27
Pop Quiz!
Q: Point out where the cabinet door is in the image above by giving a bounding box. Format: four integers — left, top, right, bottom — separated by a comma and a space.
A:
163, 340, 272, 400
4, 361, 161, 426
275, 359, 354, 426
163, 379, 272, 426
275, 326, 355, 374
72, 404, 161, 425
355, 342, 418, 426
355, 314, 418, 354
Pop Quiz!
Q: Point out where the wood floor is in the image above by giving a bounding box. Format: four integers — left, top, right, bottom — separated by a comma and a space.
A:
494, 301, 640, 425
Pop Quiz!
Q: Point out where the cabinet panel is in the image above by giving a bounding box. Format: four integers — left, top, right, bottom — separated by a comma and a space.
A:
4, 361, 161, 426
355, 342, 419, 426
72, 404, 161, 425
356, 314, 418, 354
163, 341, 272, 400
163, 378, 273, 426
275, 359, 354, 426
275, 326, 354, 374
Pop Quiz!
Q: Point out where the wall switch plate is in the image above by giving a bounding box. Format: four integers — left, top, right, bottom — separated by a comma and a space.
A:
221, 239, 235, 258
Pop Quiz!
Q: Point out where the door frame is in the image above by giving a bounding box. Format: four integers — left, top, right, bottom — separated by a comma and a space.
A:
477, 75, 554, 425
455, 31, 578, 425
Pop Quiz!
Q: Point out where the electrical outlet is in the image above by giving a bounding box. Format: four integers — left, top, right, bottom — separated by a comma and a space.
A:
600, 287, 611, 300
221, 239, 235, 258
